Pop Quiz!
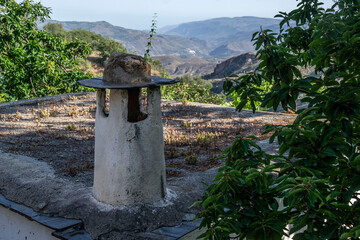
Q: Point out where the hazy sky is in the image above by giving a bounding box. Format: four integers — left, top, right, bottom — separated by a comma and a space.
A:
39, 0, 335, 30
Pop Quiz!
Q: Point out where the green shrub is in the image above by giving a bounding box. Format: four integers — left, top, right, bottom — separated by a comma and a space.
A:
177, 74, 213, 89
194, 0, 360, 239
0, 0, 93, 101
184, 149, 198, 165
161, 82, 226, 105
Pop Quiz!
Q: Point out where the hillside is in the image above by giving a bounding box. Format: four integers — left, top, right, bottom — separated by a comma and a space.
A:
38, 17, 282, 59
209, 41, 254, 58
38, 20, 212, 58
153, 55, 218, 77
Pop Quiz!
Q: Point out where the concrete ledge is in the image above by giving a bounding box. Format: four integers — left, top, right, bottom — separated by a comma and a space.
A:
0, 193, 91, 240
0, 92, 90, 108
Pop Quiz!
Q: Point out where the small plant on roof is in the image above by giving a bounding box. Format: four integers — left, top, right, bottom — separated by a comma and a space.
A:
185, 148, 198, 165
144, 13, 157, 62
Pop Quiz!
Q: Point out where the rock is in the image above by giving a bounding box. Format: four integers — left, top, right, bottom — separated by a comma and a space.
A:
103, 53, 151, 84
207, 52, 258, 79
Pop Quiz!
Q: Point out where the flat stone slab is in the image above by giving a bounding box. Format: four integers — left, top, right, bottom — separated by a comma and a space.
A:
152, 219, 202, 238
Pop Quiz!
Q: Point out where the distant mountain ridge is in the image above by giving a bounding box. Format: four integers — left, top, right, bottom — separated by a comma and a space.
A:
159, 16, 281, 55
39, 16, 281, 58
38, 20, 212, 58
159, 17, 280, 44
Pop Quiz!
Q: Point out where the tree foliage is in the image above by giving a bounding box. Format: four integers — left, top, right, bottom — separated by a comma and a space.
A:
0, 0, 92, 101
43, 23, 127, 62
43, 22, 65, 37
194, 0, 360, 239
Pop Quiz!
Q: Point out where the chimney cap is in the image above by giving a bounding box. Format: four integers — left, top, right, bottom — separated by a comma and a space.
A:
77, 76, 178, 89
77, 53, 178, 89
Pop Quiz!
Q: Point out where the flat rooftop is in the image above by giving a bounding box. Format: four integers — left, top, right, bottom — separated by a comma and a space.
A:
0, 93, 295, 239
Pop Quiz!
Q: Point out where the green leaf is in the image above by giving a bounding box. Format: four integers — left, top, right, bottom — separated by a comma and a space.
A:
290, 215, 309, 234
245, 172, 260, 183
321, 147, 336, 157
278, 144, 288, 155
202, 194, 220, 208
262, 164, 278, 173
353, 155, 360, 166
214, 226, 231, 232
189, 201, 202, 209
275, 183, 296, 192
287, 188, 304, 198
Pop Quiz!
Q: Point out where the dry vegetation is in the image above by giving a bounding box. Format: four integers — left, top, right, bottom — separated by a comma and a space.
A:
0, 93, 295, 184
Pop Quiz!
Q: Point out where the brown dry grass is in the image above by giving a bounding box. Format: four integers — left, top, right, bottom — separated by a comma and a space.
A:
0, 93, 295, 181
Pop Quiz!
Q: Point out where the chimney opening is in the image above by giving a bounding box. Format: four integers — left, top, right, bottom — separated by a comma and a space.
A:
127, 88, 148, 123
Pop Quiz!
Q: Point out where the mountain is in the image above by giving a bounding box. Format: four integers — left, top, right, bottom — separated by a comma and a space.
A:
39, 16, 282, 59
153, 53, 259, 79
209, 42, 254, 58
38, 20, 212, 58
159, 16, 281, 56
206, 53, 258, 79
